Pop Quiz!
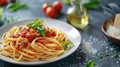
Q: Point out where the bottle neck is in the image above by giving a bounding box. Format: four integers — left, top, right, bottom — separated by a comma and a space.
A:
76, 4, 85, 16
71, 0, 85, 16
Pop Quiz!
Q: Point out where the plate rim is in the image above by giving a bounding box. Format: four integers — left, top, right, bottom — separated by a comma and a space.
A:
0, 18, 81, 65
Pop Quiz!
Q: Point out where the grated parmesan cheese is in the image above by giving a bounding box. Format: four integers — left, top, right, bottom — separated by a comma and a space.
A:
106, 24, 120, 39
114, 14, 120, 29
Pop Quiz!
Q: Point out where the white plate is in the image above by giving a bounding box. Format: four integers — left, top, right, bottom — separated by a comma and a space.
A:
0, 18, 81, 65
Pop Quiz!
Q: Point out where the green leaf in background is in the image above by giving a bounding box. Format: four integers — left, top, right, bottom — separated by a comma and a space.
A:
7, 2, 28, 12
63, 0, 71, 5
3, 16, 18, 24
86, 60, 95, 67
4, 17, 10, 23
83, 0, 100, 9
20, 4, 28, 9
7, 2, 20, 9
0, 7, 3, 19
7, 2, 20, 11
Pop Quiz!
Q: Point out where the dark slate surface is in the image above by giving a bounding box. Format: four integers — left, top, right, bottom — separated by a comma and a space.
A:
1, 0, 120, 67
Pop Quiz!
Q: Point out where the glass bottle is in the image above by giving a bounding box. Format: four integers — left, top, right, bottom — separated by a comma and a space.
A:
66, 0, 89, 29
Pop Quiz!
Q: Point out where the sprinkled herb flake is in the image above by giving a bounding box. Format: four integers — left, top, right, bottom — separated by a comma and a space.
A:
99, 52, 110, 60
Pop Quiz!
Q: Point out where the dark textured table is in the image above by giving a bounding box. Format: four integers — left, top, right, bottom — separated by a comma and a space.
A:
1, 0, 120, 67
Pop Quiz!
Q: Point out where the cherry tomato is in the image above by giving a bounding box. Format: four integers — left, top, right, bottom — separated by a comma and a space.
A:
53, 1, 62, 13
0, 0, 7, 6
46, 7, 57, 18
42, 2, 49, 13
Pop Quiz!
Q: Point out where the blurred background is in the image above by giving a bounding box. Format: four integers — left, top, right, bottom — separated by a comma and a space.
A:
0, 0, 120, 67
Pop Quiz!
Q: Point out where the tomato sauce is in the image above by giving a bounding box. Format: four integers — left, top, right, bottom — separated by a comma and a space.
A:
10, 26, 56, 49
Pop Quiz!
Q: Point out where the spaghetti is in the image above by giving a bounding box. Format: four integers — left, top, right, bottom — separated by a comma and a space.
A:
0, 18, 73, 61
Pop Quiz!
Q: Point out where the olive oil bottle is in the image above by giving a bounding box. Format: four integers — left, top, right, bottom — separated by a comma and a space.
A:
66, 0, 89, 29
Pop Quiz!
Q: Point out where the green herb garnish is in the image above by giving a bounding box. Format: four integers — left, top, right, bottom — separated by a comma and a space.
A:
37, 26, 45, 36
27, 18, 45, 36
62, 41, 73, 50
7, 2, 28, 12
86, 60, 95, 67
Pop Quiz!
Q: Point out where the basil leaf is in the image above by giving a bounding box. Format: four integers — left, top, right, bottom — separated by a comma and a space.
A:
27, 18, 45, 36
7, 2, 28, 12
7, 2, 20, 9
27, 23, 32, 26
27, 22, 38, 29
62, 41, 73, 45
7, 2, 21, 11
83, 0, 99, 9
0, 8, 3, 19
31, 24, 38, 29
20, 4, 28, 9
34, 18, 45, 25
62, 41, 73, 50
86, 60, 94, 67
37, 26, 45, 36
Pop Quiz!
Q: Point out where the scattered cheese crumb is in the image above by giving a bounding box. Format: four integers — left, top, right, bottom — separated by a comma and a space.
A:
81, 42, 97, 54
